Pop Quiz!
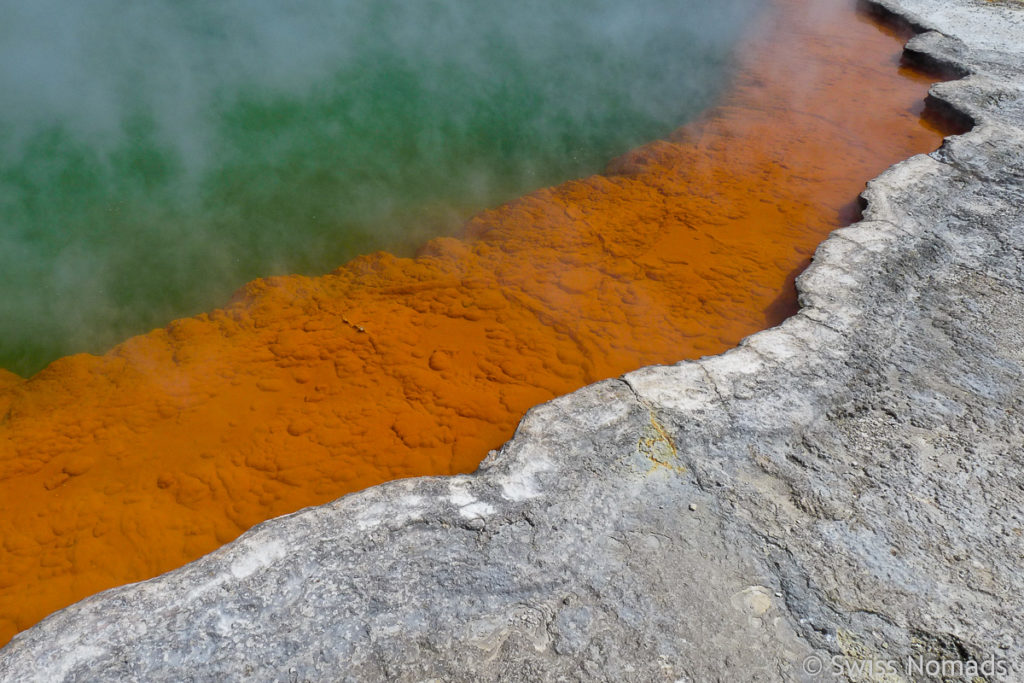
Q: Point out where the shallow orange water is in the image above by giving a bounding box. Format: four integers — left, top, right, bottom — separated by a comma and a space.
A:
0, 0, 958, 646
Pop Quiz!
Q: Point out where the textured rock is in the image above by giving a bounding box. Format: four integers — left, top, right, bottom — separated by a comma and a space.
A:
2, 0, 1024, 680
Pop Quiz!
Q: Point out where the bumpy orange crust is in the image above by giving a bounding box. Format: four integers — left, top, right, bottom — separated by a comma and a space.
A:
0, 0, 954, 645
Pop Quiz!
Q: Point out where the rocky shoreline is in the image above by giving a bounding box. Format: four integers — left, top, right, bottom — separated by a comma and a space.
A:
2, 0, 1023, 679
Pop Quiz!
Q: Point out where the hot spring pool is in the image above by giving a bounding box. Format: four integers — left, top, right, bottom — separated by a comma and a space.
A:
0, 0, 762, 376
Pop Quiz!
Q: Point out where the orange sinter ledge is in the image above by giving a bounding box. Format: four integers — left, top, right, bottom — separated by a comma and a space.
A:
0, 0, 960, 646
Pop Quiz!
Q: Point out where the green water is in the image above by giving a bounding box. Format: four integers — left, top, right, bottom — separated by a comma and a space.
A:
0, 0, 762, 377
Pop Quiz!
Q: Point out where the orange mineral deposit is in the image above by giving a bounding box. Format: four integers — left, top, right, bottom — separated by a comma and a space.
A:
0, 0, 962, 646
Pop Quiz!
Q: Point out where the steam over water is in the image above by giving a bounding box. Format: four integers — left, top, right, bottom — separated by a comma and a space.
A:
0, 0, 761, 376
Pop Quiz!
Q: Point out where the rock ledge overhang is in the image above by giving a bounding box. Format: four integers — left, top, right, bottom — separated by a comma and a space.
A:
2, 0, 1024, 680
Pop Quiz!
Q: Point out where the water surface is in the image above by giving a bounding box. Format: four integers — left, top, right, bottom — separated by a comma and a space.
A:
0, 0, 761, 375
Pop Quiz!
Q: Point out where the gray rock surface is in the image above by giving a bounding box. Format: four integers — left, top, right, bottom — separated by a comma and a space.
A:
2, 0, 1024, 680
